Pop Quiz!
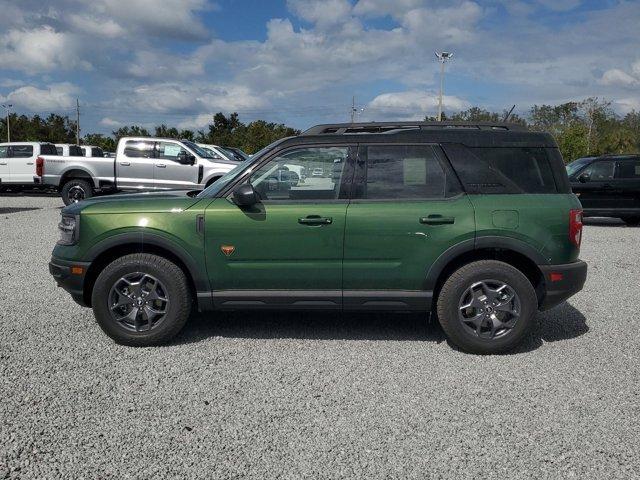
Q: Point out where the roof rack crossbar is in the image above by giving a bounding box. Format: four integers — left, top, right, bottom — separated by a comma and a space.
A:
303, 121, 527, 135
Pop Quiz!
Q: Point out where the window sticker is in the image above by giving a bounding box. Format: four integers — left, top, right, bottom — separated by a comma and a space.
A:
163, 145, 182, 157
404, 158, 427, 185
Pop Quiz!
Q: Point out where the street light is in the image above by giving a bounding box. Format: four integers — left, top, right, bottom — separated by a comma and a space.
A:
434, 51, 453, 122
1, 103, 12, 142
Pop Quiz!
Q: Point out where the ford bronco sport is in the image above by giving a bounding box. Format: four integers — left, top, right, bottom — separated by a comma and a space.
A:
49, 122, 587, 354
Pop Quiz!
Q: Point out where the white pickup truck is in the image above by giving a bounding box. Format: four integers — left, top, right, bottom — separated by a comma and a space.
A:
0, 142, 58, 191
37, 137, 239, 205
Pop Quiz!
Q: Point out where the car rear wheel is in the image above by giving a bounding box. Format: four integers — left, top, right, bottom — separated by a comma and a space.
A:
436, 260, 538, 354
61, 179, 93, 206
91, 253, 192, 346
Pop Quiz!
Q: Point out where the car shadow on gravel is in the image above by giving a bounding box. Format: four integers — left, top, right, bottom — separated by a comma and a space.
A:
584, 217, 638, 227
172, 302, 588, 353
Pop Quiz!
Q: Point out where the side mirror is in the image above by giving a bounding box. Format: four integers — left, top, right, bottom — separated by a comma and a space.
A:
578, 172, 590, 183
177, 151, 196, 165
232, 184, 258, 207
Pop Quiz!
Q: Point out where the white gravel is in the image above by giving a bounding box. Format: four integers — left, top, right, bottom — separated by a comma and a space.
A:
0, 195, 639, 479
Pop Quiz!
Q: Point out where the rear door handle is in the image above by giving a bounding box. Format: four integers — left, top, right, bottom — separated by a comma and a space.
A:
0, 162, 7, 165
156, 164, 166, 168
420, 215, 455, 225
119, 162, 131, 166
26, 162, 34, 165
298, 215, 333, 226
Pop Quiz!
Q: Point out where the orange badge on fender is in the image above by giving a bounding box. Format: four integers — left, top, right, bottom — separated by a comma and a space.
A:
221, 245, 235, 256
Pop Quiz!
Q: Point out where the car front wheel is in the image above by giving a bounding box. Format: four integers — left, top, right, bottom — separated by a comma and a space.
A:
436, 260, 538, 354
91, 253, 192, 346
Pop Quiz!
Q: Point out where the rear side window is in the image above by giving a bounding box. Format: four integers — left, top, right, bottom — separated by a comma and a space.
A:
581, 161, 614, 181
443, 144, 561, 194
124, 141, 155, 158
69, 146, 83, 156
356, 145, 459, 200
11, 145, 34, 157
40, 144, 57, 155
56, 146, 63, 155
616, 160, 640, 179
91, 147, 104, 157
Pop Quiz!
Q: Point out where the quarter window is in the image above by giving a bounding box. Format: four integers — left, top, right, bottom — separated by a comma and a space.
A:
0, 146, 7, 158
249, 147, 349, 201
359, 145, 450, 199
124, 141, 155, 158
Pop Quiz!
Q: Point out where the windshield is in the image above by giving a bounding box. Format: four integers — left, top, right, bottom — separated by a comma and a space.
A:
196, 138, 292, 198
566, 157, 593, 177
183, 140, 216, 159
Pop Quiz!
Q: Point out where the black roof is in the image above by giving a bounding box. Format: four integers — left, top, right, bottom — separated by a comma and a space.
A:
288, 121, 557, 148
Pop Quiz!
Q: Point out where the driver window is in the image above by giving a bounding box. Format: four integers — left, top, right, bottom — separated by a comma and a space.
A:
582, 162, 614, 181
156, 142, 187, 162
249, 147, 349, 201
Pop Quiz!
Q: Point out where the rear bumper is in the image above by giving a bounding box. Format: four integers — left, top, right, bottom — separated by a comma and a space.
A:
539, 260, 588, 310
49, 257, 91, 307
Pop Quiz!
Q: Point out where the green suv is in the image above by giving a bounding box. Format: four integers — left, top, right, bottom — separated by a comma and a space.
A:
49, 122, 587, 354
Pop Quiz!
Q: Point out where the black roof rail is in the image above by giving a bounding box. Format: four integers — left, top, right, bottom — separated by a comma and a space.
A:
302, 121, 528, 135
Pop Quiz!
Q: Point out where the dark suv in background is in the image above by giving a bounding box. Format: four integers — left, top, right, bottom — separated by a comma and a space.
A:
567, 154, 640, 225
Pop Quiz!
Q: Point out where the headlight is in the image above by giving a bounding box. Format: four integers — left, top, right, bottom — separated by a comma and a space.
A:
58, 215, 79, 245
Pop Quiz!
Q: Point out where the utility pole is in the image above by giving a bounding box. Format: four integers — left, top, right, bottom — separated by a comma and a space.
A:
434, 51, 454, 121
1, 104, 11, 142
76, 98, 80, 145
350, 96, 364, 123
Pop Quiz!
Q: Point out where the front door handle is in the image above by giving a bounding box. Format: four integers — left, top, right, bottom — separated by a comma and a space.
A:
26, 162, 34, 165
420, 214, 455, 225
119, 161, 131, 166
156, 163, 166, 168
298, 215, 333, 226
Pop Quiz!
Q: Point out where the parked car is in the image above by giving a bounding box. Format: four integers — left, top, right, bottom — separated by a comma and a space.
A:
222, 146, 250, 162
567, 154, 640, 225
81, 146, 105, 158
49, 121, 587, 354
55, 144, 84, 157
37, 137, 237, 205
196, 144, 237, 162
0, 142, 58, 191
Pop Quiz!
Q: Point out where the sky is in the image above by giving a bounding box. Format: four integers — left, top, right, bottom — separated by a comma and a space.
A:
0, 0, 639, 135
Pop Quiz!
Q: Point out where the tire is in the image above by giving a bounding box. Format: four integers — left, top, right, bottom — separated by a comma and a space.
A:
436, 260, 538, 354
91, 253, 192, 346
61, 179, 93, 206
621, 216, 640, 226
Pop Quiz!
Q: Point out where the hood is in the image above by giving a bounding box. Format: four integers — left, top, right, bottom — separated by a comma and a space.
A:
62, 190, 203, 215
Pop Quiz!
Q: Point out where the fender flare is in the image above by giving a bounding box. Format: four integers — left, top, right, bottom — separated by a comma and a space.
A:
424, 236, 548, 291
84, 231, 210, 293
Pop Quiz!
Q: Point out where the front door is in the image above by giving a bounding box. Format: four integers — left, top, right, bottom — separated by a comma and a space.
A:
154, 141, 199, 190
0, 145, 9, 182
614, 158, 640, 212
204, 145, 354, 308
343, 144, 475, 310
571, 160, 621, 212
8, 145, 35, 183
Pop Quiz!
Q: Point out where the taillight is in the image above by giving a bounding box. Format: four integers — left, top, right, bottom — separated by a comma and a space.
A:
36, 156, 44, 177
569, 209, 583, 248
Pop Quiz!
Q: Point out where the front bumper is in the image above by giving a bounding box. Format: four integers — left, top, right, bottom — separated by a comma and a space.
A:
49, 257, 91, 307
539, 260, 588, 310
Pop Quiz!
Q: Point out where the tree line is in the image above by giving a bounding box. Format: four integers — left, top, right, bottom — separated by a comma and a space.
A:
1, 98, 638, 162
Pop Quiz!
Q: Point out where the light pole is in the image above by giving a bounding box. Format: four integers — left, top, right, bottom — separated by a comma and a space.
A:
1, 104, 12, 142
434, 52, 453, 121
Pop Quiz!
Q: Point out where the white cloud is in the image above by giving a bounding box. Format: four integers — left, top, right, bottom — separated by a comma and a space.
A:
536, 0, 581, 12
68, 14, 125, 38
366, 90, 470, 120
600, 68, 638, 87
126, 50, 205, 79
615, 97, 640, 114
353, 0, 424, 18
7, 82, 80, 111
99, 117, 122, 127
0, 26, 91, 73
287, 0, 353, 28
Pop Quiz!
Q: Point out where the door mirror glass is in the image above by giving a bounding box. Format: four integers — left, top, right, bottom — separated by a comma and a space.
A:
232, 183, 258, 206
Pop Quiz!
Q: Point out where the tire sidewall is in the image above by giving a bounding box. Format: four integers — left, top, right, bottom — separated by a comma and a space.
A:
92, 256, 190, 345
62, 179, 93, 206
438, 262, 538, 354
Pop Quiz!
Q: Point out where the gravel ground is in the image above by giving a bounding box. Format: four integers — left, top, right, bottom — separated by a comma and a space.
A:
0, 194, 638, 479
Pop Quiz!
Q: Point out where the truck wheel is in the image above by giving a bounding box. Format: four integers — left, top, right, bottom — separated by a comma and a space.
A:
61, 179, 93, 205
436, 260, 538, 354
621, 216, 640, 226
91, 254, 192, 346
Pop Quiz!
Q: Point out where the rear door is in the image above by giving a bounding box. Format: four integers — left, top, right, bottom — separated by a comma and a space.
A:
117, 140, 155, 190
153, 141, 199, 190
571, 160, 620, 212
614, 158, 640, 212
8, 144, 35, 183
0, 145, 9, 181
343, 144, 475, 310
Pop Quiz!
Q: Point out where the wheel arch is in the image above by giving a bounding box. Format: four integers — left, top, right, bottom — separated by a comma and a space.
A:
82, 233, 210, 309
426, 237, 547, 309
60, 168, 96, 189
